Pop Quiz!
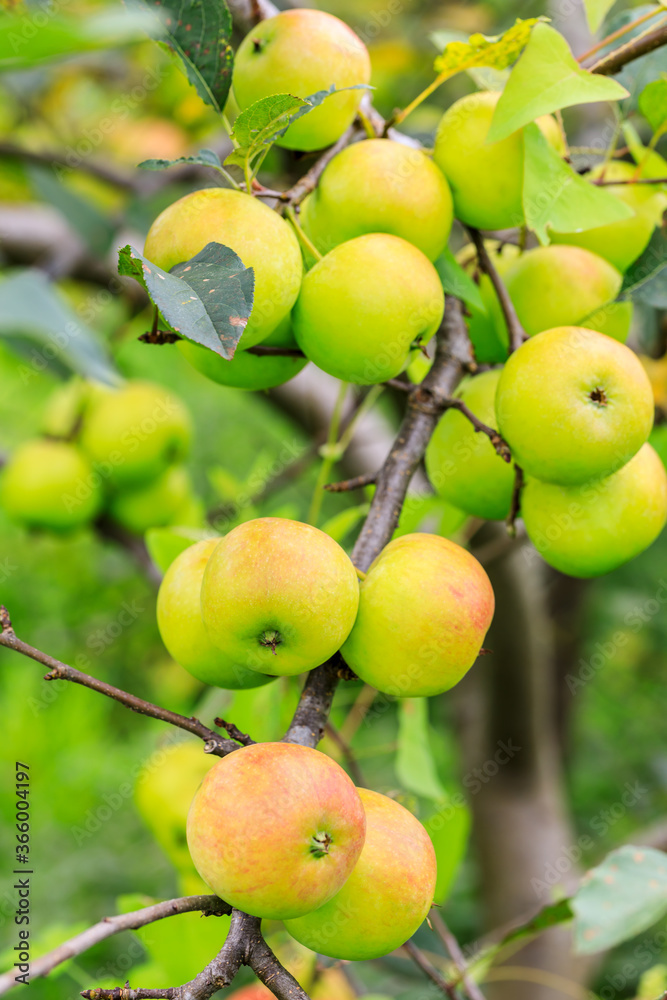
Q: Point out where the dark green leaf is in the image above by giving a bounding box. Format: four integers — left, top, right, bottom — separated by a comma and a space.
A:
137, 0, 233, 113
572, 845, 667, 954
138, 148, 223, 171
435, 247, 485, 312
424, 798, 471, 903
469, 899, 574, 978
27, 164, 114, 257
639, 75, 667, 135
621, 227, 667, 307
118, 242, 254, 358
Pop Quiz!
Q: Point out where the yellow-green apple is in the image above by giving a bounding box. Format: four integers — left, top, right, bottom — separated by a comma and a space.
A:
522, 443, 667, 577
201, 517, 359, 676
500, 245, 622, 337
157, 539, 275, 689
186, 742, 366, 919
285, 787, 436, 960
0, 439, 102, 532
144, 189, 303, 348
495, 326, 654, 485
425, 370, 515, 521
109, 465, 193, 535
177, 316, 307, 391
341, 533, 494, 697
551, 161, 667, 272
135, 739, 217, 881
232, 9, 371, 152
80, 380, 191, 487
292, 233, 444, 384
300, 138, 453, 261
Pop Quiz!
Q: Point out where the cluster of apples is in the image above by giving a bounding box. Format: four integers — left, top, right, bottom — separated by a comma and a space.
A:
0, 378, 199, 535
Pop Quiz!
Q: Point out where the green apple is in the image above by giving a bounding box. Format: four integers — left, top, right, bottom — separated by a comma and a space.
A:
232, 9, 371, 152
80, 380, 191, 487
341, 533, 494, 697
500, 245, 622, 337
186, 742, 366, 919
177, 316, 307, 391
201, 517, 359, 676
550, 161, 667, 272
522, 443, 667, 577
144, 189, 303, 348
108, 465, 194, 535
293, 233, 444, 384
300, 138, 453, 262
495, 326, 654, 485
425, 370, 515, 521
157, 539, 275, 690
285, 787, 436, 960
1, 439, 102, 532
135, 739, 217, 876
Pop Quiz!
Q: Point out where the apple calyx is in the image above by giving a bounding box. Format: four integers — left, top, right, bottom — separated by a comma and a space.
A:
259, 629, 282, 654
589, 386, 609, 407
309, 831, 333, 858
251, 38, 264, 54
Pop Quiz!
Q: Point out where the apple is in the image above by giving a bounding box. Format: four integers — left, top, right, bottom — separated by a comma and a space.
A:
292, 233, 444, 384
186, 742, 366, 920
80, 380, 191, 488
201, 517, 359, 676
425, 370, 515, 521
144, 189, 303, 348
108, 465, 194, 535
495, 326, 655, 485
522, 444, 667, 577
157, 539, 275, 690
285, 787, 436, 960
499, 245, 622, 337
0, 439, 102, 532
177, 316, 307, 391
232, 9, 371, 152
300, 138, 453, 262
135, 739, 218, 878
550, 161, 667, 273
341, 533, 494, 697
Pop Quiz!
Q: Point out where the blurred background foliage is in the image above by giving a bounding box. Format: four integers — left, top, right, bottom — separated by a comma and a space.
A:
1, 0, 667, 997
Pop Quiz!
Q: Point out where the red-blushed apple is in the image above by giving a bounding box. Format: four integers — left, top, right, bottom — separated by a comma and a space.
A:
285, 788, 436, 960
200, 518, 359, 676
143, 189, 303, 348
495, 326, 655, 486
521, 443, 667, 578
340, 533, 494, 697
232, 9, 371, 152
186, 742, 366, 920
157, 539, 275, 690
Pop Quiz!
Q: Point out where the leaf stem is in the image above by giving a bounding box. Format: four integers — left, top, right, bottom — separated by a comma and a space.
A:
307, 381, 349, 527
393, 71, 451, 127
285, 205, 323, 264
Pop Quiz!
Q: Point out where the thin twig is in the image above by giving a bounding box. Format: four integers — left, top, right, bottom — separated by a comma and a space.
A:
577, 6, 666, 63
214, 718, 256, 746
588, 20, 667, 74
402, 940, 461, 1000
247, 345, 306, 357
444, 399, 511, 462
324, 472, 377, 493
506, 466, 524, 538
283, 123, 361, 206
466, 227, 527, 354
430, 911, 486, 1000
324, 722, 365, 785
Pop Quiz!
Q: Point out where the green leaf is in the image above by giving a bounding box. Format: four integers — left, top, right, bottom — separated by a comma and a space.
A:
622, 120, 667, 181
396, 698, 447, 801
433, 18, 543, 76
488, 23, 628, 142
583, 0, 616, 33
321, 503, 370, 545
572, 845, 667, 954
429, 31, 510, 89
522, 122, 633, 244
639, 75, 667, 136
434, 247, 485, 312
138, 149, 223, 171
0, 269, 118, 384
145, 526, 217, 572
137, 0, 233, 113
468, 899, 574, 979
620, 228, 667, 307
27, 164, 114, 257
118, 242, 254, 358
423, 798, 471, 903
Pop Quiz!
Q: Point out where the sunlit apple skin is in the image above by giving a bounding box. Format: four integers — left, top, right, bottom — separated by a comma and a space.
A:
292, 234, 444, 385
80, 380, 191, 488
500, 245, 622, 337
0, 439, 102, 532
144, 189, 303, 348
232, 9, 371, 152
177, 316, 307, 391
285, 787, 436, 960
109, 465, 193, 535
157, 539, 274, 690
434, 91, 524, 231
522, 444, 667, 578
300, 139, 453, 262
201, 517, 359, 676
425, 370, 515, 521
341, 533, 494, 697
550, 162, 667, 272
495, 326, 654, 486
186, 743, 366, 920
